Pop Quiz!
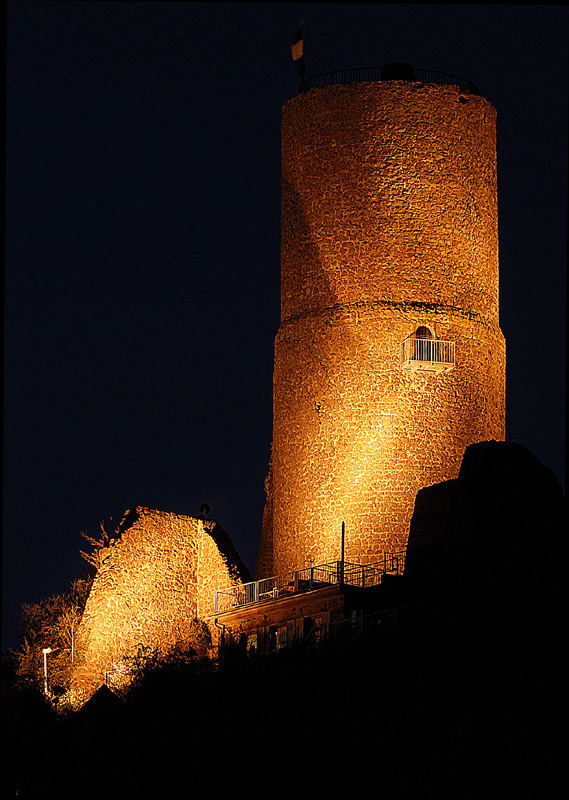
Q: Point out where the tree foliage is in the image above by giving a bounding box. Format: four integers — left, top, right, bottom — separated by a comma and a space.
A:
11, 577, 93, 694
79, 520, 115, 568
112, 619, 214, 693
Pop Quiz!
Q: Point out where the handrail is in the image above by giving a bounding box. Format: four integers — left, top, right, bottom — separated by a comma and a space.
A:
401, 336, 455, 368
301, 66, 479, 95
214, 552, 406, 613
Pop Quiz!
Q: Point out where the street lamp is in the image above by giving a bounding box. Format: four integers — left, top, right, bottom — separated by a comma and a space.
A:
42, 647, 53, 695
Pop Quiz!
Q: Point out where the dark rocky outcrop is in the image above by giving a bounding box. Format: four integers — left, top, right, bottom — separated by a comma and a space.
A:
405, 440, 565, 640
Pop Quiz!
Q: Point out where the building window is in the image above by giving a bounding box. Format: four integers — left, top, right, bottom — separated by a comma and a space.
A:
246, 633, 258, 656
269, 626, 287, 651
401, 326, 455, 373
415, 325, 433, 340
413, 326, 434, 361
303, 614, 329, 644
275, 627, 287, 650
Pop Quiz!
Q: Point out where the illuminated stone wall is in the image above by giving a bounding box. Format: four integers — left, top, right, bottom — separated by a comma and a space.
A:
71, 508, 249, 701
257, 80, 505, 578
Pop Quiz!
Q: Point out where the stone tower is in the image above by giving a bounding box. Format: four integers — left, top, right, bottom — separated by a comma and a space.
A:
257, 68, 505, 579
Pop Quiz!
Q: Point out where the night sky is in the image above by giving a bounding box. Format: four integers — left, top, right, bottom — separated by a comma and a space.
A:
3, 3, 567, 652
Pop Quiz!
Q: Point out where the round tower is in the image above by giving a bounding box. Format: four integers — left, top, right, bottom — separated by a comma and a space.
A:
257, 69, 505, 578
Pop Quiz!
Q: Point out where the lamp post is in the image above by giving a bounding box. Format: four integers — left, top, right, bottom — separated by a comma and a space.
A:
42, 647, 53, 695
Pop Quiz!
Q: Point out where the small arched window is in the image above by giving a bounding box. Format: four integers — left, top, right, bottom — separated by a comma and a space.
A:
413, 326, 433, 361
415, 326, 433, 339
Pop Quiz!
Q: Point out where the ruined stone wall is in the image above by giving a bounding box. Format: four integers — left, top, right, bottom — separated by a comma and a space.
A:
257, 80, 505, 578
71, 508, 249, 702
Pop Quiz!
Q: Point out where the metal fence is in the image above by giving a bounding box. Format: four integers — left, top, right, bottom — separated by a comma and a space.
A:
302, 66, 479, 95
214, 552, 406, 613
401, 337, 455, 367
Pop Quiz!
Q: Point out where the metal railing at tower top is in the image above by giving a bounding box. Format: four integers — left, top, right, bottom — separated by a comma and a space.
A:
213, 552, 406, 614
300, 66, 480, 96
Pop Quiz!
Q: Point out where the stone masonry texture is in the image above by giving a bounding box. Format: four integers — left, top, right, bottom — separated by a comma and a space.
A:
70, 508, 250, 703
257, 80, 505, 578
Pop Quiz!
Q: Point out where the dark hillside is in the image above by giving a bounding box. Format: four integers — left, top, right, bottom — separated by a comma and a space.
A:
3, 442, 564, 798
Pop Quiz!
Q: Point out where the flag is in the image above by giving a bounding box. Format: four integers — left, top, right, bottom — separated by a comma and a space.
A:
291, 23, 304, 64
291, 22, 305, 88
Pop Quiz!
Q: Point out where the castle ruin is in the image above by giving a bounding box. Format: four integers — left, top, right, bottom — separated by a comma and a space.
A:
70, 508, 249, 703
69, 65, 506, 702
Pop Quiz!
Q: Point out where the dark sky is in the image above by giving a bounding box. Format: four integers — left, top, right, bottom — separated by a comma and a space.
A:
3, 2, 567, 652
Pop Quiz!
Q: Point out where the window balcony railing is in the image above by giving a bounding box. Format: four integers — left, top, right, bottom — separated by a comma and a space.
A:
401, 336, 455, 373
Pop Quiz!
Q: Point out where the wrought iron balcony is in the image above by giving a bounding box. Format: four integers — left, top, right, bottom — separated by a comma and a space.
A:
401, 336, 455, 373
